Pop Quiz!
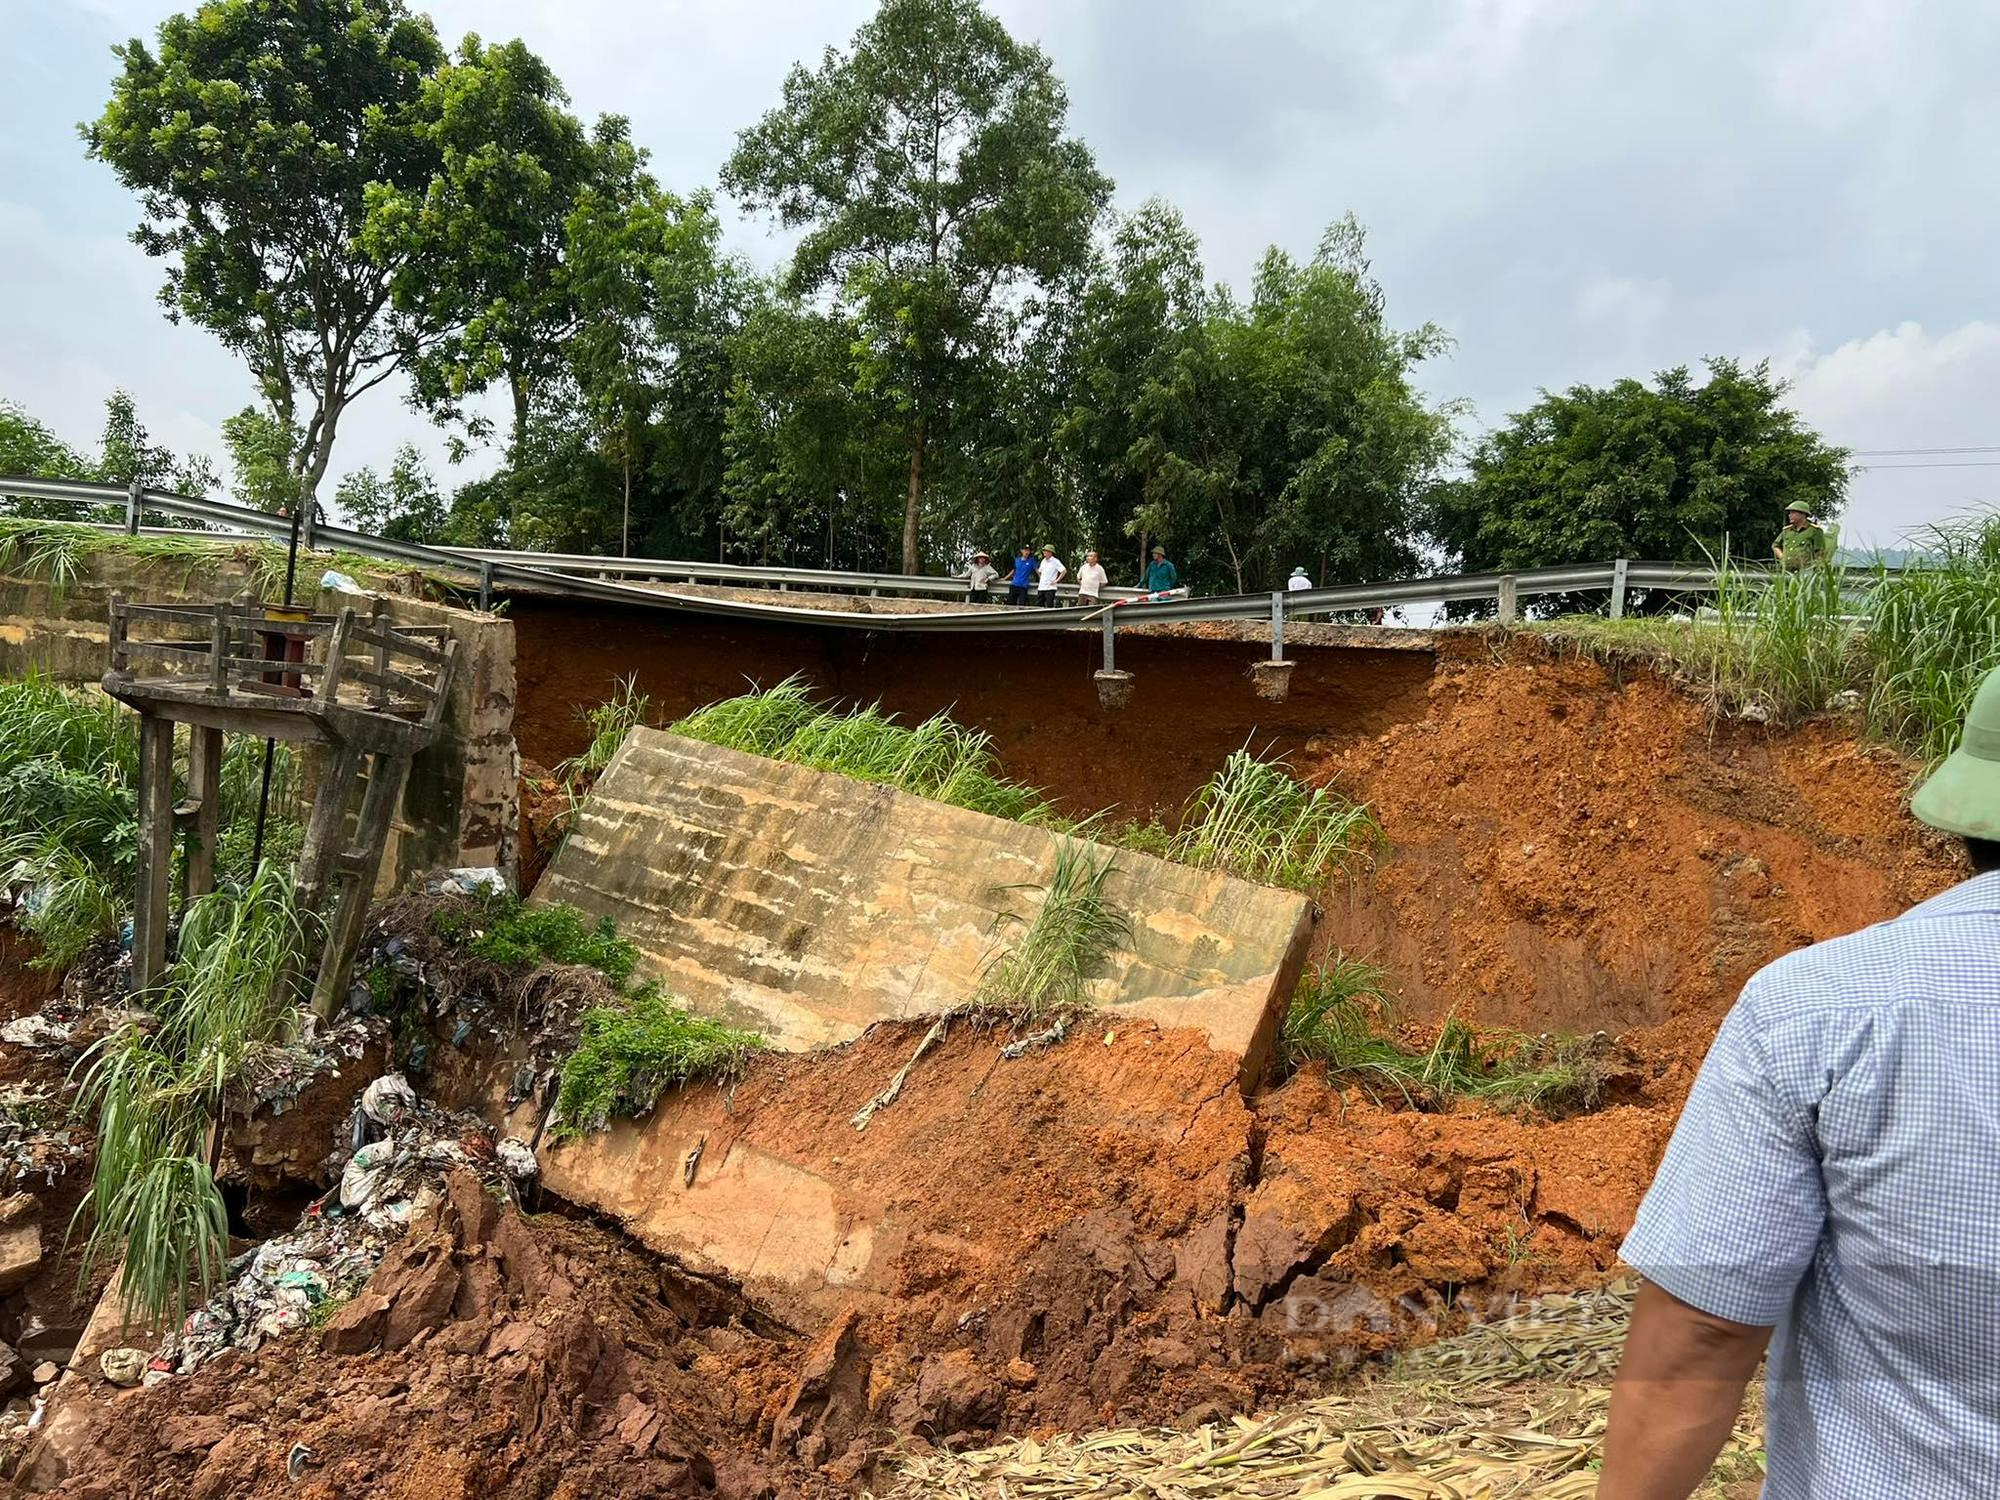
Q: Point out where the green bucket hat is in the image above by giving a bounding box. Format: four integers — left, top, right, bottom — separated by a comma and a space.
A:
1911, 666, 2000, 840
1783, 503, 1814, 519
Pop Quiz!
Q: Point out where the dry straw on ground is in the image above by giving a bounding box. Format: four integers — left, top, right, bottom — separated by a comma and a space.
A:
884, 1277, 1764, 1499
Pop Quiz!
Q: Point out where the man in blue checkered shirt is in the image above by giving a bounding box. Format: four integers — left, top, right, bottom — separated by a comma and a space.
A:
1601, 665, 2000, 1500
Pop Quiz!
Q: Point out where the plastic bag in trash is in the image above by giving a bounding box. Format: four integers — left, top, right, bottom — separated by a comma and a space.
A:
497, 1138, 538, 1181
320, 569, 367, 595
339, 1139, 396, 1209
426, 867, 510, 897
361, 1073, 418, 1127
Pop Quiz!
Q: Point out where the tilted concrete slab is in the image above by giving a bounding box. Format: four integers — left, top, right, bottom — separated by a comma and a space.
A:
535, 729, 1314, 1084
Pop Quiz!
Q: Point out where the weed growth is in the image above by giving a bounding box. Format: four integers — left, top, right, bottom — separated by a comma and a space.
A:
1165, 748, 1382, 892
557, 675, 652, 792
552, 984, 763, 1139
1283, 959, 1610, 1117
974, 839, 1131, 1019
430, 890, 640, 986
671, 677, 1054, 822
74, 866, 311, 1324
1542, 514, 2000, 765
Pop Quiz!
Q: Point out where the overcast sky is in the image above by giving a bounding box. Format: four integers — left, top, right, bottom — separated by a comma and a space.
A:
7, 0, 1998, 549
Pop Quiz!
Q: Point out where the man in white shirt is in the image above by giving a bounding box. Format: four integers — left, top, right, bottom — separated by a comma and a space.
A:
1077, 549, 1108, 603
1287, 566, 1311, 592
1035, 547, 1066, 607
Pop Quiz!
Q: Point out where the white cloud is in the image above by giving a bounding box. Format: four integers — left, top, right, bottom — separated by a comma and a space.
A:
1769, 0, 1921, 127
1769, 321, 2000, 547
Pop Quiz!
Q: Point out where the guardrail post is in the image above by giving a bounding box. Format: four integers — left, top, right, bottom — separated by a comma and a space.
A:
124, 478, 142, 536
1101, 610, 1116, 674
1497, 574, 1518, 623
478, 559, 494, 612
298, 490, 316, 552
1269, 591, 1285, 662
1610, 558, 1629, 619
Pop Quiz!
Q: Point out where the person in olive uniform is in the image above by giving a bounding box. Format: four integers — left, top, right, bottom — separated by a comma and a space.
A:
1773, 505, 1831, 571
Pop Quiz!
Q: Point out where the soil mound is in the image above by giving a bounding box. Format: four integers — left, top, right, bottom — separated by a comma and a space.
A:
1316, 634, 1961, 1047
41, 1172, 814, 1500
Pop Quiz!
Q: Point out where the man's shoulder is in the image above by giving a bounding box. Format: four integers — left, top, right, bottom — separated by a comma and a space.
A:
1744, 874, 2000, 1022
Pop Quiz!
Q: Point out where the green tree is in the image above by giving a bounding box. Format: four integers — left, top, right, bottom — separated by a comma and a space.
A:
333, 443, 446, 543
0, 391, 214, 521
0, 402, 92, 485
721, 299, 906, 567
85, 0, 452, 512
1431, 358, 1851, 582
365, 36, 596, 455
1063, 199, 1207, 582
1126, 218, 1456, 595
724, 0, 1112, 573
95, 390, 218, 496
220, 407, 303, 514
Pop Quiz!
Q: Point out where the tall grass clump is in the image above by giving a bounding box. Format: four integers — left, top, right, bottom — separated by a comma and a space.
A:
551, 983, 763, 1139
1166, 748, 1382, 892
974, 839, 1131, 1019
1282, 959, 1610, 1117
671, 676, 1054, 823
557, 675, 653, 793
1865, 515, 2000, 764
0, 677, 302, 963
74, 866, 312, 1324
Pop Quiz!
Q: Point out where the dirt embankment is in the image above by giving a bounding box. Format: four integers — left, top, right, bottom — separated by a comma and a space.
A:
1314, 634, 1960, 1046
7, 639, 1970, 1495
506, 598, 1435, 820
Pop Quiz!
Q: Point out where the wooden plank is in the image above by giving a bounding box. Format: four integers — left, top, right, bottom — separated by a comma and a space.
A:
294, 743, 359, 908
131, 714, 176, 991
183, 725, 223, 901
339, 662, 437, 701
343, 621, 450, 666
311, 750, 413, 1020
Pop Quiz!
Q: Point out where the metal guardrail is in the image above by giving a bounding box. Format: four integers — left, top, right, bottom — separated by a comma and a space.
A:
0, 472, 1857, 643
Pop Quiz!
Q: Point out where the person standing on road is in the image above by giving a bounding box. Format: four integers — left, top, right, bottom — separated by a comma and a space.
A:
1144, 545, 1178, 594
1035, 546, 1067, 607
1077, 549, 1108, 604
965, 550, 997, 604
1772, 504, 1831, 570
1600, 663, 2000, 1500
1007, 545, 1035, 606
1287, 566, 1311, 592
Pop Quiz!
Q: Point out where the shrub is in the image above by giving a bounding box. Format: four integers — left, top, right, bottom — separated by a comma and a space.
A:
974, 839, 1131, 1019
552, 985, 763, 1138
1168, 748, 1382, 892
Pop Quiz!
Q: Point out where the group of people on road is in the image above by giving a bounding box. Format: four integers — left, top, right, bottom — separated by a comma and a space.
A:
965, 544, 1177, 607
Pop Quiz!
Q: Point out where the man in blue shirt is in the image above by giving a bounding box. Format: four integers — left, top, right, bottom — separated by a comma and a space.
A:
1006, 545, 1035, 606
1602, 665, 2000, 1499
1144, 545, 1178, 594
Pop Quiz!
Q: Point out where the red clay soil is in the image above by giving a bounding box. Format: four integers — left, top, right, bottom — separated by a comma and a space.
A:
1311, 633, 1962, 1047
36, 1173, 821, 1500
13, 640, 1974, 1493
506, 598, 1434, 820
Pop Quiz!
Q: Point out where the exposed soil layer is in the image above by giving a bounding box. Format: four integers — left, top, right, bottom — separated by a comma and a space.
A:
507, 598, 1435, 820
34, 1173, 823, 1500
1312, 633, 1963, 1042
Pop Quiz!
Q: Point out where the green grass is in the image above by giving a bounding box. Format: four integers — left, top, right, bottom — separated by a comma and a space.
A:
1283, 958, 1610, 1116
671, 677, 1055, 823
1540, 514, 2000, 766
974, 839, 1131, 1019
557, 675, 652, 792
74, 865, 310, 1325
551, 984, 764, 1139
0, 676, 301, 965
1160, 747, 1383, 892
430, 890, 640, 986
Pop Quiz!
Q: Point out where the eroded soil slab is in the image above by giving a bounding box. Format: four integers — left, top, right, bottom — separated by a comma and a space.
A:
537, 730, 1313, 1082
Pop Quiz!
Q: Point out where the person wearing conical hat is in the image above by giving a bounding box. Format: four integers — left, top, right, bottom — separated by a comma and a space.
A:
965, 549, 997, 605
1772, 502, 1831, 571
1603, 671, 2000, 1498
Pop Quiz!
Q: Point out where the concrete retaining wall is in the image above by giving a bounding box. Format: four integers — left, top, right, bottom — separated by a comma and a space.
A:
0, 550, 518, 886
537, 729, 1315, 1084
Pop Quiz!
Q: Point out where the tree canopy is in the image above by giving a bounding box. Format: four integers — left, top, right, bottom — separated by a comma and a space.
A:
1430, 359, 1851, 574
724, 0, 1113, 572
54, 0, 1857, 595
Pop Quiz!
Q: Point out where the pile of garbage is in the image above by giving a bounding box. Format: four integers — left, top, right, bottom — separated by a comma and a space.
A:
158, 1073, 538, 1377
230, 1016, 379, 1117
0, 1084, 88, 1187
